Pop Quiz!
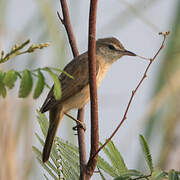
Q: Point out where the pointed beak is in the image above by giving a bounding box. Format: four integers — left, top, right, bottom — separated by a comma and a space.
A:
123, 50, 136, 56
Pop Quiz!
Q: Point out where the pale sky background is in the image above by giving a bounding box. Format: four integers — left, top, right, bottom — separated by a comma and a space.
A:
2, 0, 178, 179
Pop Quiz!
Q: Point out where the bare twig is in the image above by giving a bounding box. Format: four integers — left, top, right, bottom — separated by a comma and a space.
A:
57, 0, 87, 178
85, 0, 99, 178
91, 31, 170, 159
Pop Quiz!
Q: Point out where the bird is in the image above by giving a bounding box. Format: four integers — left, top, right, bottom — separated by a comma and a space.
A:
40, 37, 136, 162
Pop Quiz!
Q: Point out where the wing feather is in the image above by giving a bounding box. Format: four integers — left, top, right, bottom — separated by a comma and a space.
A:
40, 52, 99, 113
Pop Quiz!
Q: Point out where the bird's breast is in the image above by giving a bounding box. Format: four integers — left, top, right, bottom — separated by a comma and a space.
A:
62, 61, 111, 113
96, 61, 111, 87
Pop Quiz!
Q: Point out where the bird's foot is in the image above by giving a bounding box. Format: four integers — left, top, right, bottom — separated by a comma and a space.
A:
64, 112, 86, 131
72, 122, 86, 131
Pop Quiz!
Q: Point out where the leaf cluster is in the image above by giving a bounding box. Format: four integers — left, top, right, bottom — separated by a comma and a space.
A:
34, 112, 180, 180
0, 67, 63, 99
0, 40, 73, 100
33, 111, 80, 180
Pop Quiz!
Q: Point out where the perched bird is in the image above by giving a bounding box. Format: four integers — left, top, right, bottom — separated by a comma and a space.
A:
40, 37, 136, 162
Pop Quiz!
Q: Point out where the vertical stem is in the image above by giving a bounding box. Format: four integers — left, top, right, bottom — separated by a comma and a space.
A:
77, 108, 86, 179
85, 0, 99, 178
59, 0, 79, 57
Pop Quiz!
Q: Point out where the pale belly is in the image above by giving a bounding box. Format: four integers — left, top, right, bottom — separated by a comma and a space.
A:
63, 63, 110, 113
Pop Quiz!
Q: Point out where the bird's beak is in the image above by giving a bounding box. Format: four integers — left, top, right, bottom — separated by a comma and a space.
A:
123, 50, 136, 56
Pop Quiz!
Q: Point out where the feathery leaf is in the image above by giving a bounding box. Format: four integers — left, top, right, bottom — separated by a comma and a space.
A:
139, 135, 153, 173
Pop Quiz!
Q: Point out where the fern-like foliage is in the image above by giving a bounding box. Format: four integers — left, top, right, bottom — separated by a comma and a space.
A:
34, 112, 180, 180
34, 111, 80, 180
97, 141, 128, 176
97, 142, 144, 180
139, 134, 153, 173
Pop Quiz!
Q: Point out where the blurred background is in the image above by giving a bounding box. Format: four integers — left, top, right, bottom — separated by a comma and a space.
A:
0, 0, 180, 179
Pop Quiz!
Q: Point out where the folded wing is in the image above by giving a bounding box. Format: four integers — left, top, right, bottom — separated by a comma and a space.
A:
40, 53, 99, 113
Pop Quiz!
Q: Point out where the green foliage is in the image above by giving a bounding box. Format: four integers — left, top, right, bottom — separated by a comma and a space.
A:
98, 135, 180, 180
34, 111, 80, 180
34, 113, 180, 180
0, 40, 49, 99
19, 69, 33, 98
0, 40, 74, 99
168, 170, 179, 180
152, 169, 167, 180
0, 70, 6, 97
97, 167, 106, 180
114, 170, 144, 180
97, 141, 127, 176
32, 146, 59, 180
44, 67, 62, 100
97, 139, 148, 180
97, 156, 119, 177
0, 66, 66, 99
139, 134, 153, 173
33, 69, 45, 99
3, 69, 18, 89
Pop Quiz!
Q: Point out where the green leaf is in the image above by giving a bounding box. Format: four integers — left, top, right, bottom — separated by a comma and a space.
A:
35, 133, 60, 168
36, 110, 49, 137
33, 70, 45, 99
168, 170, 179, 180
114, 177, 130, 180
35, 110, 82, 180
54, 139, 80, 178
0, 85, 6, 98
44, 67, 61, 100
0, 71, 5, 82
107, 141, 127, 172
119, 169, 143, 177
99, 141, 127, 175
44, 174, 49, 180
36, 111, 61, 167
139, 135, 153, 173
152, 169, 167, 180
114, 170, 144, 180
97, 156, 119, 177
0, 71, 6, 98
97, 166, 106, 180
37, 157, 58, 180
18, 69, 33, 97
3, 69, 18, 89
32, 146, 59, 176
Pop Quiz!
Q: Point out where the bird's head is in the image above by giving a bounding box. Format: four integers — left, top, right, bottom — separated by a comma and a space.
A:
96, 37, 136, 63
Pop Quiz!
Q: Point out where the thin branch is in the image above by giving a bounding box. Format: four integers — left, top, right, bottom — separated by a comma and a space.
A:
85, 0, 99, 178
57, 0, 78, 57
91, 31, 170, 159
57, 0, 87, 178
77, 108, 87, 180
0, 40, 49, 64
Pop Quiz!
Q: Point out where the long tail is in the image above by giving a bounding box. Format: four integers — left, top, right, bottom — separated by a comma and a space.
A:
42, 105, 63, 163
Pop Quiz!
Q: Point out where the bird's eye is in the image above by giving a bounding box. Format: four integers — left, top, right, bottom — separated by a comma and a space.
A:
108, 45, 116, 50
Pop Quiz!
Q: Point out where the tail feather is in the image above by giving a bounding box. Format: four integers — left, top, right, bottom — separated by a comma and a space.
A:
42, 105, 63, 163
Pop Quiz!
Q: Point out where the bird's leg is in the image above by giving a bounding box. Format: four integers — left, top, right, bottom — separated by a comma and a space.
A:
64, 112, 86, 131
